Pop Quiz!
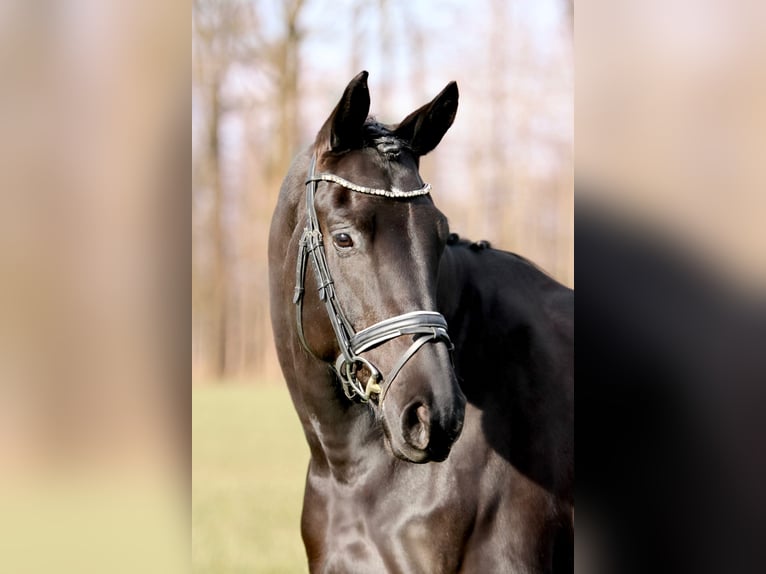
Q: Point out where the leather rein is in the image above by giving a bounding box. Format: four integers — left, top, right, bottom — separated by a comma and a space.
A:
293, 155, 453, 404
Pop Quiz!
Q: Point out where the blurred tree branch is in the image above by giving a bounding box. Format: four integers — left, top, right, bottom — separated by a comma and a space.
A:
193, 0, 308, 380
191, 0, 572, 382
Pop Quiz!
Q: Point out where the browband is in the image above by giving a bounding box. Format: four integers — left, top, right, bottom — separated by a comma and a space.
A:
306, 172, 431, 198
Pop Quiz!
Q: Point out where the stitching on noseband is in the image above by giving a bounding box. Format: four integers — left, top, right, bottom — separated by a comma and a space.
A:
293, 155, 453, 405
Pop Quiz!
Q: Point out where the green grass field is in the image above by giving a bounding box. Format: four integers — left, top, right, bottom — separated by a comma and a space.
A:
193, 384, 310, 574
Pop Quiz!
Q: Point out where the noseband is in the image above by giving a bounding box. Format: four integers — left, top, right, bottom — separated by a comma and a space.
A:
293, 155, 453, 404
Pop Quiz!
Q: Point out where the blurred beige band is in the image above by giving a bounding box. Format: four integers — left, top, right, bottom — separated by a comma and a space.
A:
577, 0, 766, 290
0, 1, 187, 573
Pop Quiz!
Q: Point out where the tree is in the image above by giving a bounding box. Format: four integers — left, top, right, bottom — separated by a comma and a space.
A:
193, 0, 260, 378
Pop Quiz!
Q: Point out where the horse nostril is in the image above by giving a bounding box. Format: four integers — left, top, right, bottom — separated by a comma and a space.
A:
401, 401, 431, 451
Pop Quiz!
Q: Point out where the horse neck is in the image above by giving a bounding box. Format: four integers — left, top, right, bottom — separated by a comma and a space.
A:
271, 158, 384, 483
437, 244, 560, 391
438, 244, 556, 340
289, 358, 383, 483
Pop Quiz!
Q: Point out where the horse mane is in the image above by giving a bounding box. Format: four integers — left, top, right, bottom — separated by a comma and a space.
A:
447, 232, 555, 280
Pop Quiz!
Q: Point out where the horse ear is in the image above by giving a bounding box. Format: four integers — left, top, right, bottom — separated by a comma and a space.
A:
394, 81, 458, 156
316, 71, 370, 153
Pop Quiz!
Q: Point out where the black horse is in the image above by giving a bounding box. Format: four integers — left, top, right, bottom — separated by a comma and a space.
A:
269, 72, 573, 573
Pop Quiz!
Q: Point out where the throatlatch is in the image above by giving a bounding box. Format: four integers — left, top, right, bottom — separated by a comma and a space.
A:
293, 155, 453, 404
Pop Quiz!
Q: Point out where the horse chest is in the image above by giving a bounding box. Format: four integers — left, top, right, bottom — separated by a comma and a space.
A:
319, 511, 385, 573
312, 480, 468, 574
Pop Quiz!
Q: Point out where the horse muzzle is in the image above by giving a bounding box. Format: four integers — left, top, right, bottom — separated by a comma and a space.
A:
382, 349, 466, 464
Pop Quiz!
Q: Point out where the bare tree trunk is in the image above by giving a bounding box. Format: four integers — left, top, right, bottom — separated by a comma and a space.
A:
486, 0, 508, 245
208, 81, 227, 379
410, 24, 426, 104
258, 0, 306, 380
273, 0, 304, 183
350, 1, 365, 77
377, 0, 392, 118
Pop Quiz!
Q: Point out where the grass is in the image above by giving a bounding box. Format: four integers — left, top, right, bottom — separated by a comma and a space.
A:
193, 383, 310, 574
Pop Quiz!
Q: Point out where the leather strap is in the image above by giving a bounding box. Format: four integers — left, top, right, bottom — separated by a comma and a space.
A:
294, 154, 452, 404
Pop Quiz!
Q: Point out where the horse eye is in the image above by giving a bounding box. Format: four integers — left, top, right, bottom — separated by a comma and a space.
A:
333, 232, 354, 249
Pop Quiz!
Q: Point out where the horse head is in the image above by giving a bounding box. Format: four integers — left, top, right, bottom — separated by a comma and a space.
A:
272, 71, 465, 463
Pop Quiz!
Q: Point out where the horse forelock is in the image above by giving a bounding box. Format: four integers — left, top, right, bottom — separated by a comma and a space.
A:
312, 118, 409, 161
363, 120, 408, 159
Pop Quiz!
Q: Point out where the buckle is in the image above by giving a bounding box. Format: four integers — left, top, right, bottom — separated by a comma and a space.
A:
336, 356, 382, 403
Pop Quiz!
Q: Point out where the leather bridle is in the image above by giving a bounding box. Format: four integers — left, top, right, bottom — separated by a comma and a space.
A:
293, 155, 453, 405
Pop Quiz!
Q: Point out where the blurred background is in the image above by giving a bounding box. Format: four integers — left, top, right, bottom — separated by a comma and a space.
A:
192, 0, 574, 383
192, 2, 571, 571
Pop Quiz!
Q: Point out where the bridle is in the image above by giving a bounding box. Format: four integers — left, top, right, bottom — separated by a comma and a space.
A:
293, 154, 453, 405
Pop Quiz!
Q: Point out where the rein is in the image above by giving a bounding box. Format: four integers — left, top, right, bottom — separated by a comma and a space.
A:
293, 155, 453, 404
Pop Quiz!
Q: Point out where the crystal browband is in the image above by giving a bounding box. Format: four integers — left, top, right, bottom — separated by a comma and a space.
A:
306, 172, 431, 198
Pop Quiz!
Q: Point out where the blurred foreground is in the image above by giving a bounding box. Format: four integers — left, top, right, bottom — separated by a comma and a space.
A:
0, 1, 188, 573
577, 2, 766, 573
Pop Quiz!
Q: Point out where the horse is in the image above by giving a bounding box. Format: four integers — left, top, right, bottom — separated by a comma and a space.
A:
269, 71, 573, 573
